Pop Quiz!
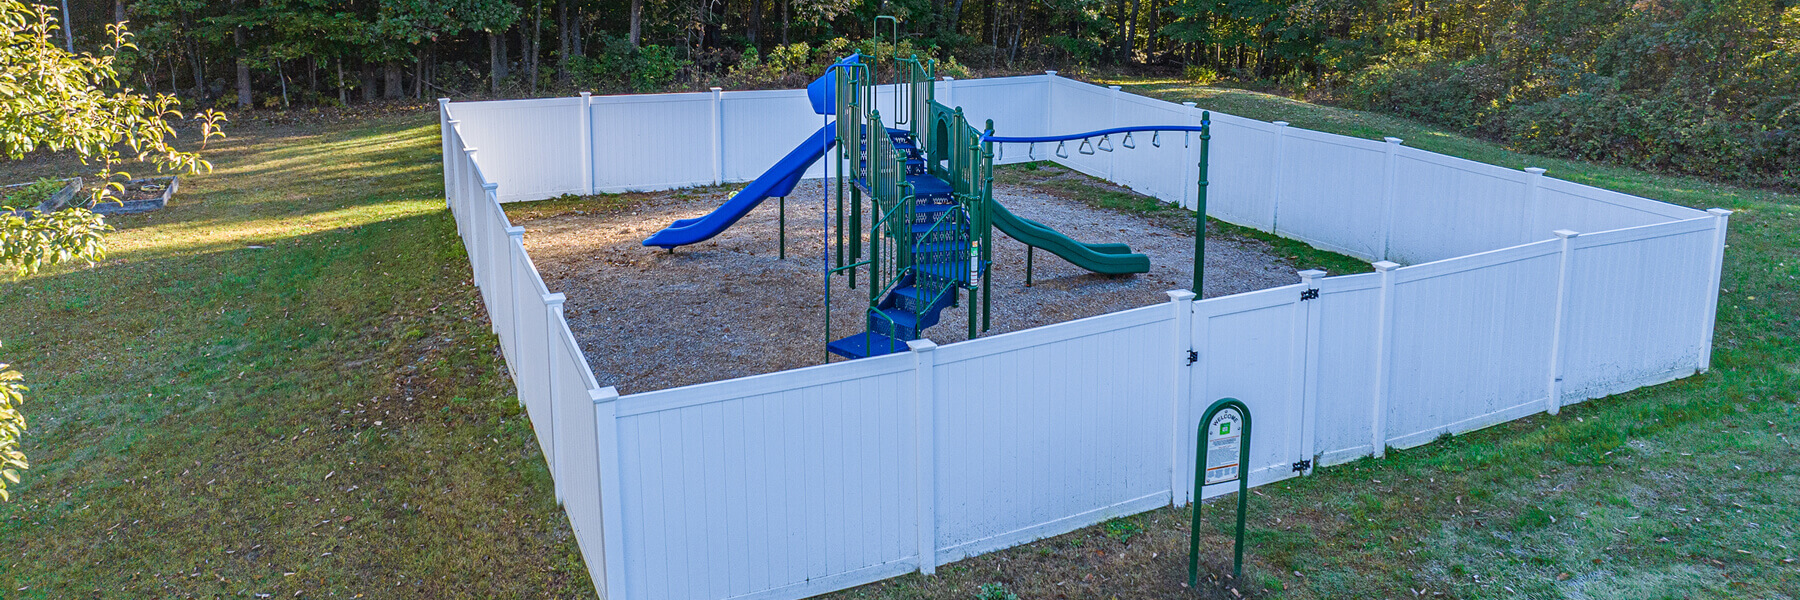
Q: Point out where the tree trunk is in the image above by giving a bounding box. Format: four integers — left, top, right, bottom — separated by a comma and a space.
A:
557, 0, 570, 83
571, 10, 583, 56
629, 0, 643, 47
234, 33, 251, 108
59, 0, 72, 51
530, 0, 542, 92
384, 61, 402, 98
490, 31, 507, 93
1113, 0, 1127, 63
188, 37, 205, 98
114, 0, 125, 27
781, 0, 789, 44
413, 50, 424, 98
949, 0, 965, 35
986, 0, 997, 46
361, 63, 377, 103
747, 0, 761, 47
337, 58, 347, 104
1124, 0, 1139, 62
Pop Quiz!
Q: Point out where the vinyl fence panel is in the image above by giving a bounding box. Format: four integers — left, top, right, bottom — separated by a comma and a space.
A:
451, 97, 589, 201
1192, 284, 1310, 496
1557, 217, 1718, 402
931, 305, 1174, 563
611, 356, 920, 600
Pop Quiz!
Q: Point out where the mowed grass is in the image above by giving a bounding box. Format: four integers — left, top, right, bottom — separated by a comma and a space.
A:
0, 112, 592, 597
825, 83, 1800, 599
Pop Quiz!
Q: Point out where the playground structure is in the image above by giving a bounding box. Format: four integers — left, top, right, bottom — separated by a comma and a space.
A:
437, 51, 1730, 600
641, 45, 1226, 361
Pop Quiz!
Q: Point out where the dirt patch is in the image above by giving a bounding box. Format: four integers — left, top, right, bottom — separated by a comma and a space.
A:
514, 172, 1300, 395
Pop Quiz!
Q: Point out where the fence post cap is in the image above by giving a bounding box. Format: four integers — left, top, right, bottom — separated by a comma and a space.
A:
482, 182, 499, 191
543, 292, 567, 305
1707, 208, 1734, 217
1109, 85, 1122, 91
1044, 70, 1058, 77
1373, 260, 1401, 272
437, 97, 450, 105
907, 339, 938, 353
1553, 229, 1580, 239
591, 386, 620, 404
447, 119, 460, 125
1298, 269, 1327, 281
1272, 121, 1289, 127
506, 225, 526, 236
1383, 137, 1404, 145
462, 147, 479, 153
1524, 167, 1548, 175
1182, 102, 1197, 108
1166, 289, 1197, 302
942, 76, 955, 81
710, 87, 723, 92
579, 91, 592, 97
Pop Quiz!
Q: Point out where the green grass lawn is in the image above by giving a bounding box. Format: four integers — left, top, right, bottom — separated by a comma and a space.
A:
1, 82, 1795, 600
0, 112, 592, 598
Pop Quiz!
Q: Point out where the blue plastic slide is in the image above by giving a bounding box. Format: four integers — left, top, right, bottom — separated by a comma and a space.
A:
642, 124, 836, 249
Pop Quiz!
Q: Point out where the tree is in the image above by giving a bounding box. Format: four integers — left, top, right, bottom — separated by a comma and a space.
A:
0, 0, 223, 500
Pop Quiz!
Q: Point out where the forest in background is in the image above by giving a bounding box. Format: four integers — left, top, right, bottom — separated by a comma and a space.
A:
19, 0, 1800, 189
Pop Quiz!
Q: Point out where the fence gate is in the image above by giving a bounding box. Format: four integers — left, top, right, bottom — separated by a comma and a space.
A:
1185, 277, 1322, 502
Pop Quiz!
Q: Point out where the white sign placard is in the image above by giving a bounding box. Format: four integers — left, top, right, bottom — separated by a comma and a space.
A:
1204, 408, 1243, 485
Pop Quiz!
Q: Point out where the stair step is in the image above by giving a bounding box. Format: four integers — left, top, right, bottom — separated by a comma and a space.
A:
910, 221, 969, 234
827, 331, 912, 359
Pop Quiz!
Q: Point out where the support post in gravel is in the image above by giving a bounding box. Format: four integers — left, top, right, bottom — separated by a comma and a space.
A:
779, 195, 787, 259
1025, 246, 1034, 286
1192, 111, 1211, 295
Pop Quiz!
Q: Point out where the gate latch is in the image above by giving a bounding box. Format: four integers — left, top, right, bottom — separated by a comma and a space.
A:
1186, 350, 1199, 365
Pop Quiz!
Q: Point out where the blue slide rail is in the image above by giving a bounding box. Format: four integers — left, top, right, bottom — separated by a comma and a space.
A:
641, 123, 836, 249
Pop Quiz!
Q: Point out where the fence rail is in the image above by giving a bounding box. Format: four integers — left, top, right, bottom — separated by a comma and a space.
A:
436, 73, 1729, 599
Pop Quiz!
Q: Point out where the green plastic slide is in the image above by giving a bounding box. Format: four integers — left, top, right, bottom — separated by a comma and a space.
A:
988, 199, 1150, 275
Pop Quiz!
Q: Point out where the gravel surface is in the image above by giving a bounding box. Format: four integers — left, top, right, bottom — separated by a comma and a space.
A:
515, 172, 1300, 395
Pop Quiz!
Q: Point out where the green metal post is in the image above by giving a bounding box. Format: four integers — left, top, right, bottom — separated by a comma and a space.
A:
779, 195, 786, 259
981, 122, 995, 332
1192, 111, 1211, 295
850, 185, 862, 289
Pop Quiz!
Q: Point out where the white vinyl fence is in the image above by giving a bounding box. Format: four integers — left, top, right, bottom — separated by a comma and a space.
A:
436, 73, 1729, 600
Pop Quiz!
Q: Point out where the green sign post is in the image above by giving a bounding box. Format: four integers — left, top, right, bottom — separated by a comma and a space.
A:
1188, 397, 1251, 585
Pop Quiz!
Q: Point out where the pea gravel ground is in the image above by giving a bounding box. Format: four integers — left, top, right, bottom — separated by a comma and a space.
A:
513, 170, 1301, 394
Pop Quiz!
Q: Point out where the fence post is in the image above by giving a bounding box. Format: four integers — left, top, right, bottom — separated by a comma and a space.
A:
711, 87, 725, 186
505, 226, 527, 366
1698, 208, 1733, 372
1295, 270, 1326, 474
544, 293, 568, 503
1369, 260, 1401, 458
438, 99, 453, 209
592, 386, 629, 600
1267, 122, 1288, 232
1522, 168, 1547, 243
1183, 102, 1198, 211
579, 92, 595, 195
1107, 85, 1122, 182
908, 338, 939, 575
1546, 230, 1580, 415
445, 121, 462, 211
1378, 137, 1405, 262
940, 76, 954, 109
1167, 289, 1197, 505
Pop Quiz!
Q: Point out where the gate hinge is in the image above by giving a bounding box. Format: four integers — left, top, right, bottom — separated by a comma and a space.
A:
1299, 288, 1320, 301
1186, 349, 1199, 365
1292, 459, 1313, 473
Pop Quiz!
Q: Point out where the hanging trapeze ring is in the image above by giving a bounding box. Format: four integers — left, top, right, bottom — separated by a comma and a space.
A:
1028, 142, 1036, 160
1078, 138, 1096, 155
1097, 135, 1114, 152
1056, 140, 1070, 158
1121, 132, 1136, 149
1152, 131, 1162, 148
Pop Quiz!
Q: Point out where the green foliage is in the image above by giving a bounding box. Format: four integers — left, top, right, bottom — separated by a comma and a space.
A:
566, 37, 692, 93
0, 354, 25, 502
0, 207, 111, 276
0, 0, 220, 190
1101, 515, 1144, 542
0, 178, 67, 211
973, 582, 1019, 600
